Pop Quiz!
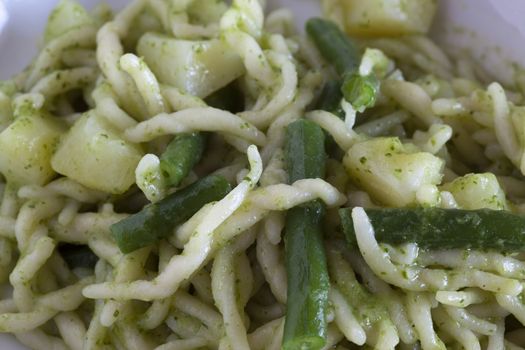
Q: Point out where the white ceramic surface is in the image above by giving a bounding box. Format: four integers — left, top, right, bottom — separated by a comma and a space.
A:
1, 0, 525, 80
0, 0, 524, 348
431, 0, 525, 85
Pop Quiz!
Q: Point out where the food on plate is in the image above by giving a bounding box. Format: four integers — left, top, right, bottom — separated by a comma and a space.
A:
0, 0, 525, 349
345, 0, 437, 37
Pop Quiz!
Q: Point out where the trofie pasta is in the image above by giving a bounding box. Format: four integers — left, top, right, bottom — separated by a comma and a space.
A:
2, 0, 525, 349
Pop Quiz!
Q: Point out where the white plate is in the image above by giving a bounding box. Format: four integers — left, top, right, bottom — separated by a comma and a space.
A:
1, 0, 525, 80
0, 0, 525, 348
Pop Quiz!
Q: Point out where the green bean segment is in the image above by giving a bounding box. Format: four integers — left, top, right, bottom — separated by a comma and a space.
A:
285, 119, 326, 182
284, 203, 329, 350
307, 18, 379, 114
340, 207, 525, 252
316, 80, 344, 119
159, 132, 205, 188
111, 175, 231, 254
306, 18, 360, 75
341, 73, 380, 111
283, 119, 329, 350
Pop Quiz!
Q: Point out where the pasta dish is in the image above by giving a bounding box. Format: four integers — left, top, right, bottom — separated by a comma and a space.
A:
0, 0, 524, 349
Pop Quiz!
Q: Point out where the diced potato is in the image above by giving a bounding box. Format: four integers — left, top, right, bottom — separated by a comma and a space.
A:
441, 173, 507, 210
188, 0, 228, 24
137, 33, 244, 98
44, 0, 94, 43
51, 112, 143, 194
340, 0, 438, 37
0, 115, 64, 185
343, 137, 444, 207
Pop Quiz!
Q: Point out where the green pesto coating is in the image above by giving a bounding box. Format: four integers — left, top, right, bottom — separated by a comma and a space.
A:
160, 132, 205, 187
283, 119, 329, 350
340, 207, 525, 252
111, 175, 231, 254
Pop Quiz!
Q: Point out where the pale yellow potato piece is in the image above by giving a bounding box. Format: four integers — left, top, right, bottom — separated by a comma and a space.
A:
0, 115, 64, 186
51, 111, 143, 194
137, 33, 244, 98
344, 137, 444, 206
341, 0, 438, 37
441, 173, 507, 210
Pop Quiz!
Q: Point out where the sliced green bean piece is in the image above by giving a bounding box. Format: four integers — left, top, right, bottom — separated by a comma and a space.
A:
284, 203, 329, 350
111, 175, 231, 253
307, 18, 379, 113
340, 207, 525, 252
306, 18, 360, 75
283, 119, 329, 350
285, 119, 326, 183
316, 80, 344, 119
160, 132, 205, 188
341, 73, 380, 111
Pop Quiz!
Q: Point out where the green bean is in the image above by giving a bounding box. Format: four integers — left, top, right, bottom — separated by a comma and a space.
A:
306, 18, 360, 76
307, 18, 379, 112
316, 80, 344, 119
284, 203, 329, 350
340, 207, 525, 252
160, 132, 205, 187
341, 73, 379, 111
111, 175, 231, 254
285, 119, 326, 182
283, 119, 329, 350
160, 83, 243, 188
